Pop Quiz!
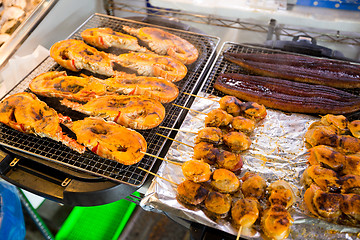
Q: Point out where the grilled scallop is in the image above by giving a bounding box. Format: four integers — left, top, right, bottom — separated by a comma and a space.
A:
205, 108, 233, 128
219, 95, 243, 117
339, 174, 360, 194
261, 204, 293, 240
195, 127, 223, 145
64, 117, 146, 165
268, 180, 296, 209
349, 120, 360, 138
320, 114, 348, 134
304, 184, 343, 219
181, 160, 212, 183
193, 142, 220, 165
301, 165, 340, 192
231, 198, 260, 229
210, 168, 240, 194
307, 145, 345, 172
241, 102, 267, 122
341, 193, 360, 223
337, 135, 360, 154
305, 125, 339, 148
204, 191, 232, 219
215, 150, 243, 172
176, 180, 209, 206
343, 154, 360, 176
241, 172, 267, 200
222, 131, 252, 152
231, 116, 255, 134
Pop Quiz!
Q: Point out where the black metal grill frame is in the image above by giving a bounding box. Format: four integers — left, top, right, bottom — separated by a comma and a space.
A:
0, 13, 220, 187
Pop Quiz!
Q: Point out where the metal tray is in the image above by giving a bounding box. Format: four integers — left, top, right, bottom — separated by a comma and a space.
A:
0, 13, 220, 187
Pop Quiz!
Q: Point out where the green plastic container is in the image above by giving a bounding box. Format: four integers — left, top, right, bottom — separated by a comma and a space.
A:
55, 192, 139, 240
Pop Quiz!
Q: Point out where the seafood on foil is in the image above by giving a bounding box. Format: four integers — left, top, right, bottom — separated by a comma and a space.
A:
60, 94, 165, 130
64, 117, 146, 165
81, 27, 150, 52
123, 25, 199, 65
29, 71, 107, 102
223, 52, 360, 89
0, 92, 85, 153
302, 114, 360, 227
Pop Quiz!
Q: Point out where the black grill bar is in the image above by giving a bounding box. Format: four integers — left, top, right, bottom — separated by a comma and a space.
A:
0, 13, 220, 187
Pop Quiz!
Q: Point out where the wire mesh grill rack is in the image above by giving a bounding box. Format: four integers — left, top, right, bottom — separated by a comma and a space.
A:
0, 13, 220, 187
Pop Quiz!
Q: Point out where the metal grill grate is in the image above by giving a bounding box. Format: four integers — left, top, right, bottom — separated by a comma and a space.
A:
0, 13, 220, 186
200, 42, 360, 99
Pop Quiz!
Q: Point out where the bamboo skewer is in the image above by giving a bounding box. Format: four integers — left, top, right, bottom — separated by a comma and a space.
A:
183, 92, 219, 102
137, 166, 178, 186
172, 103, 206, 115
236, 225, 243, 240
156, 133, 194, 148
159, 126, 197, 135
141, 151, 182, 166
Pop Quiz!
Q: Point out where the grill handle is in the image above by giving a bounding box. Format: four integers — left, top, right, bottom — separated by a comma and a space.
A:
0, 147, 138, 206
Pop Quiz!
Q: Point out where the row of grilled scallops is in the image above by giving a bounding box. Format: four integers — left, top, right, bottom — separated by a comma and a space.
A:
175, 95, 296, 239
0, 25, 200, 165
303, 114, 360, 226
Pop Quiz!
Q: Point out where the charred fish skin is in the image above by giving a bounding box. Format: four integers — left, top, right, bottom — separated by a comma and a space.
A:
223, 52, 360, 89
214, 73, 360, 115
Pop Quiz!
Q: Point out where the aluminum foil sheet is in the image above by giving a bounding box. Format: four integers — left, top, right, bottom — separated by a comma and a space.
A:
141, 93, 360, 239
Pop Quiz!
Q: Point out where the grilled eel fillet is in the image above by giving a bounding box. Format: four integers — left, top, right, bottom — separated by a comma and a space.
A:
214, 73, 360, 115
223, 52, 360, 89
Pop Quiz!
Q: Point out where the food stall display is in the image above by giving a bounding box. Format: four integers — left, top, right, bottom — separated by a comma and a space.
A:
0, 0, 359, 239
